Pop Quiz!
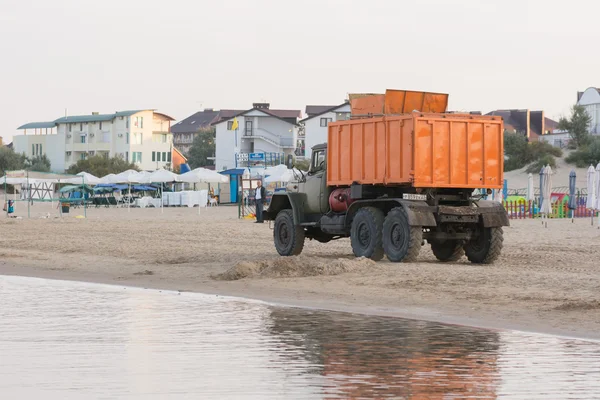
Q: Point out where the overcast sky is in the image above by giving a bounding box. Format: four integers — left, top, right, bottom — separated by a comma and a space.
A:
1, 0, 598, 143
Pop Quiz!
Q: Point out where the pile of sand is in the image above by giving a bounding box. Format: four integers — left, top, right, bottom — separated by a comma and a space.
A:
214, 256, 377, 281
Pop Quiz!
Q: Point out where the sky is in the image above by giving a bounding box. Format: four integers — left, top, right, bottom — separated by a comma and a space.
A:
1, 0, 599, 143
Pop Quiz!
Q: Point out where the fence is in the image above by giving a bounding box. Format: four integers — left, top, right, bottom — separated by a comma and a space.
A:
503, 196, 595, 219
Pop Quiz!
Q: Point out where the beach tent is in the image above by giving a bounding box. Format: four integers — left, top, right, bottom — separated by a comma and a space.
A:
179, 168, 229, 214
145, 169, 179, 213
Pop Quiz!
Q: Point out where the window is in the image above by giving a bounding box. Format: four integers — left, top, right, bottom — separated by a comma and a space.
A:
80, 123, 83, 131
227, 121, 233, 130
80, 153, 86, 160
126, 118, 129, 129
133, 133, 143, 145
312, 149, 326, 172
125, 151, 129, 161
152, 151, 156, 162
99, 121, 103, 130
167, 151, 171, 162
245, 120, 253, 135
162, 134, 167, 143
39, 144, 42, 155
32, 144, 34, 155
125, 132, 130, 144
336, 112, 350, 121
132, 152, 142, 163
69, 124, 72, 132
140, 117, 143, 129
162, 152, 166, 162
320, 118, 332, 127
81, 135, 86, 144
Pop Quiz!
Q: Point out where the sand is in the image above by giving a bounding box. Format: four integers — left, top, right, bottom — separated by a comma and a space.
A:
1, 201, 600, 339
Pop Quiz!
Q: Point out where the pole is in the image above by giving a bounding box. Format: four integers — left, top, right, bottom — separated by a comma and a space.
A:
83, 175, 87, 218
27, 170, 30, 219
3, 176, 6, 218
128, 183, 131, 212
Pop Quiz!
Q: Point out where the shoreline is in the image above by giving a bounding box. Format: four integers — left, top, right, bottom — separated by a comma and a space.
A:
2, 205, 600, 342
2, 262, 599, 342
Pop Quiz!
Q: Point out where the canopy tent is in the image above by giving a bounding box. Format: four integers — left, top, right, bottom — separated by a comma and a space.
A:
59, 184, 93, 194
147, 168, 178, 183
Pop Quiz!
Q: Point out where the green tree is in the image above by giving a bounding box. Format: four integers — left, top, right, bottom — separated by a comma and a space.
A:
0, 147, 28, 176
504, 132, 562, 172
565, 137, 600, 168
557, 104, 592, 148
187, 128, 215, 169
294, 158, 310, 171
66, 155, 138, 177
28, 154, 51, 172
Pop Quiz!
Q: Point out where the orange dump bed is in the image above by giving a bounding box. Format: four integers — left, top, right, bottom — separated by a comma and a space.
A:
327, 113, 504, 189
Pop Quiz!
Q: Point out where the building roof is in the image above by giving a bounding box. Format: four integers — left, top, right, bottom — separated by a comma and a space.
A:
305, 105, 337, 117
17, 121, 57, 129
19, 109, 171, 130
300, 103, 350, 122
171, 109, 221, 133
211, 107, 301, 126
486, 109, 559, 137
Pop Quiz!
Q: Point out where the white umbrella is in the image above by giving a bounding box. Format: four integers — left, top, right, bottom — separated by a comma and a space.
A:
179, 168, 228, 184
76, 172, 101, 185
113, 170, 144, 212
595, 163, 600, 212
264, 168, 302, 183
586, 165, 596, 210
526, 173, 534, 202
539, 165, 553, 219
99, 173, 118, 184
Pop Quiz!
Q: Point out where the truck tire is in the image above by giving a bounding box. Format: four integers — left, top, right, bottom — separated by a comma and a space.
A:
430, 240, 465, 262
464, 227, 503, 264
274, 209, 305, 256
350, 207, 384, 261
383, 207, 422, 262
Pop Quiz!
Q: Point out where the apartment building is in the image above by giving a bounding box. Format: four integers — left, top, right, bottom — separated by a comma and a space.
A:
14, 109, 175, 171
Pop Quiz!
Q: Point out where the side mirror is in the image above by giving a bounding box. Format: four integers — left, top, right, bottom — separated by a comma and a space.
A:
286, 154, 294, 170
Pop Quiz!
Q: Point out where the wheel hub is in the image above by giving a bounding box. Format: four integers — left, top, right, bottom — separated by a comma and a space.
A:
358, 222, 370, 247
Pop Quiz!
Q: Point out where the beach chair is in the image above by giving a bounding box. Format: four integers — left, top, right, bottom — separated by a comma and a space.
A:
108, 197, 118, 207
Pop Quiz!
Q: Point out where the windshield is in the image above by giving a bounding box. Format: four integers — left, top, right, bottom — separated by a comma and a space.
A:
312, 150, 326, 173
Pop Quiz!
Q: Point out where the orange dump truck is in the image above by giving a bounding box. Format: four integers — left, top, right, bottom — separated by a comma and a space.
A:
265, 89, 509, 264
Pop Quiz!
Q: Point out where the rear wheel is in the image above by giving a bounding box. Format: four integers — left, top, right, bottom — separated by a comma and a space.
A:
464, 227, 503, 264
430, 240, 465, 262
350, 207, 384, 261
383, 207, 422, 262
274, 209, 305, 256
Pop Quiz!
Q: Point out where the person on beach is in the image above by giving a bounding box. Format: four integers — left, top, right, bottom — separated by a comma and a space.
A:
255, 180, 266, 224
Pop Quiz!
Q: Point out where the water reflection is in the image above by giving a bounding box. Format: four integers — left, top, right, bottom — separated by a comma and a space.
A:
0, 276, 599, 399
266, 309, 501, 399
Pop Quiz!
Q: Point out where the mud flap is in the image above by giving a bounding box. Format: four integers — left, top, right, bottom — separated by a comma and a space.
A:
475, 200, 510, 227
398, 200, 437, 227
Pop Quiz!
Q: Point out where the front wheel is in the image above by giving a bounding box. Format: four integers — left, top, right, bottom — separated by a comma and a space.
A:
464, 227, 503, 264
274, 209, 305, 256
430, 240, 465, 262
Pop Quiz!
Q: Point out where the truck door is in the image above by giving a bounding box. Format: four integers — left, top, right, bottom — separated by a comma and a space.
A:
300, 149, 326, 214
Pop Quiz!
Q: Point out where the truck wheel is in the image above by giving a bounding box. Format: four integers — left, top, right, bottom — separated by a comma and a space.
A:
383, 207, 423, 262
464, 227, 503, 264
274, 209, 305, 256
350, 207, 384, 261
430, 240, 465, 262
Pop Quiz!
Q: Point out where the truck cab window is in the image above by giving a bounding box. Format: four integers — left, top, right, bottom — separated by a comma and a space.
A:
312, 150, 326, 173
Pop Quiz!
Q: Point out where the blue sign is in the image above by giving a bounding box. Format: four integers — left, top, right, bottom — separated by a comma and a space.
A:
249, 153, 265, 162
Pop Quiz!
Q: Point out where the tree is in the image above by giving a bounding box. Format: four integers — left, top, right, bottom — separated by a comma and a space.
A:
66, 155, 138, 177
0, 147, 28, 176
187, 128, 215, 169
28, 155, 51, 172
294, 158, 310, 172
558, 104, 592, 148
566, 137, 600, 168
504, 131, 562, 172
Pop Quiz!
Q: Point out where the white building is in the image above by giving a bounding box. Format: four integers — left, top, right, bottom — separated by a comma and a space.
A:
14, 110, 174, 172
300, 102, 350, 159
213, 103, 300, 171
577, 87, 600, 134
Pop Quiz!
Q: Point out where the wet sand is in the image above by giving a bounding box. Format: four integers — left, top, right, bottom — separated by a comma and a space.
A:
1, 202, 599, 339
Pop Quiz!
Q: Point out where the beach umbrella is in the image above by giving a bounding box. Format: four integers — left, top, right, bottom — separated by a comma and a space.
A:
76, 172, 101, 185
539, 165, 553, 223
586, 165, 596, 225
568, 170, 577, 222
596, 163, 600, 211
526, 173, 534, 215
179, 168, 229, 214
539, 166, 545, 211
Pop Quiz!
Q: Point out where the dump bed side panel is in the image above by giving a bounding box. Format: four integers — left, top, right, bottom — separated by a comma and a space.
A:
328, 117, 401, 186
412, 116, 503, 189
327, 114, 503, 189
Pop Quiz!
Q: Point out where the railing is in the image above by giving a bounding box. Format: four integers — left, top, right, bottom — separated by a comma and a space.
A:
503, 196, 595, 219
243, 128, 295, 148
